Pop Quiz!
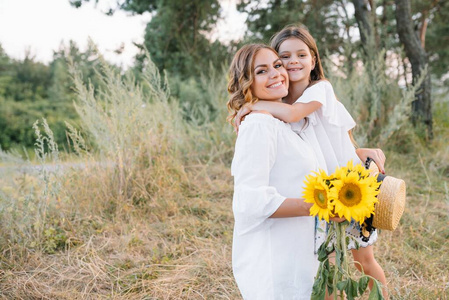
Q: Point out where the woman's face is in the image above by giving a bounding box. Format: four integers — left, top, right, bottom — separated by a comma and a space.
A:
251, 48, 289, 101
278, 38, 315, 84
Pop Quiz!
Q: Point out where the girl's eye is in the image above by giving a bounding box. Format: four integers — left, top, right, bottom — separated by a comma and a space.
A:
281, 56, 290, 59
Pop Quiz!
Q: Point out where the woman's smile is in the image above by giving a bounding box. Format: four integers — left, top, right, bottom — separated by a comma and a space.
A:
267, 80, 286, 89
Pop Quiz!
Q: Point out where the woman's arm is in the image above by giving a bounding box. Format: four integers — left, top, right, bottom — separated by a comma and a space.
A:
235, 101, 322, 129
270, 198, 312, 218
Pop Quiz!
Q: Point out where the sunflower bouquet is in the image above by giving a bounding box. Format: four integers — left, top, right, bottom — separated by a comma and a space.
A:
303, 161, 384, 300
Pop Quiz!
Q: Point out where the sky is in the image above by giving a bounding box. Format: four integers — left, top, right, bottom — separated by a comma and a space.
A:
0, 0, 246, 69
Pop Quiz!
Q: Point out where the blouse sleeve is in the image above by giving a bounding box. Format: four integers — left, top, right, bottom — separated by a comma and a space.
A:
231, 115, 286, 235
295, 81, 356, 131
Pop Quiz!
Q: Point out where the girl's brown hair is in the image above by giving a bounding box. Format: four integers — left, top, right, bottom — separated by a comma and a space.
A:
270, 24, 325, 83
226, 43, 277, 125
271, 25, 360, 145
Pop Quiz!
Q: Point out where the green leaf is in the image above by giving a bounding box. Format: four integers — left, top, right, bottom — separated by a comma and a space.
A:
345, 279, 359, 299
354, 240, 360, 250
346, 236, 351, 246
358, 276, 370, 294
311, 262, 328, 300
327, 263, 334, 283
318, 243, 329, 262
326, 264, 335, 295
368, 280, 384, 300
310, 289, 326, 300
335, 247, 342, 267
326, 283, 334, 297
311, 274, 326, 300
337, 279, 348, 291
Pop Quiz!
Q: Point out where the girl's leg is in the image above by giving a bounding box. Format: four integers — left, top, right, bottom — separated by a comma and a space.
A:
351, 245, 388, 299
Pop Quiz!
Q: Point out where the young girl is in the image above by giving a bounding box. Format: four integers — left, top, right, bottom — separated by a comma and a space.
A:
234, 25, 388, 298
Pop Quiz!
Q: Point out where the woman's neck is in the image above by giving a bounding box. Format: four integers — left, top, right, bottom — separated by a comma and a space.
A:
261, 98, 283, 103
285, 80, 309, 104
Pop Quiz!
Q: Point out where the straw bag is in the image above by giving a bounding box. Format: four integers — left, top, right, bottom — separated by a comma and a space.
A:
365, 158, 406, 231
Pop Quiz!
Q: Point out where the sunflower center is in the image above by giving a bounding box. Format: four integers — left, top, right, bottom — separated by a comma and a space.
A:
339, 183, 362, 207
314, 189, 328, 209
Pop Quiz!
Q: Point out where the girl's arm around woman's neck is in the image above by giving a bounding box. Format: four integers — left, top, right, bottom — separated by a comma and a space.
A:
250, 100, 322, 123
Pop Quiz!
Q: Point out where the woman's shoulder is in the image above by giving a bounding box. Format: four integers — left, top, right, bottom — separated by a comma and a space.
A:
239, 112, 289, 134
242, 112, 280, 125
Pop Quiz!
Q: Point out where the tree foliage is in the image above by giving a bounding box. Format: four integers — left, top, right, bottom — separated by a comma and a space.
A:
423, 0, 449, 78
237, 0, 346, 55
0, 42, 103, 151
70, 0, 230, 77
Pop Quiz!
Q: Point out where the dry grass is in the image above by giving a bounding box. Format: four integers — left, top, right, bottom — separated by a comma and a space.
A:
0, 162, 239, 299
1, 142, 448, 299
373, 151, 449, 300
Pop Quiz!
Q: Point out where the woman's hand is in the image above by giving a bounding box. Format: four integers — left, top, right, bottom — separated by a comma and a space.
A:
234, 103, 253, 133
355, 148, 386, 174
329, 215, 346, 223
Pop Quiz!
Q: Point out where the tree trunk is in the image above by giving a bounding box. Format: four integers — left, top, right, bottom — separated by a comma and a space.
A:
394, 0, 433, 139
352, 0, 372, 47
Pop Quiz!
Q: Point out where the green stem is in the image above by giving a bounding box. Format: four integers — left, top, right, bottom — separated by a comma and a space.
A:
340, 223, 350, 277
333, 222, 339, 300
339, 223, 348, 300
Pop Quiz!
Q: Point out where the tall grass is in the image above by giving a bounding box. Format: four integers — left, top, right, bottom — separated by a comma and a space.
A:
0, 53, 237, 298
325, 47, 423, 150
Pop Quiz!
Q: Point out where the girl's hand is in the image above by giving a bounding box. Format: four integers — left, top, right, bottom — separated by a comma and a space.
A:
356, 148, 386, 174
234, 103, 253, 133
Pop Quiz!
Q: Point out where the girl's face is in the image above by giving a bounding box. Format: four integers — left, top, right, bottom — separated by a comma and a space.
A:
278, 38, 316, 84
251, 48, 289, 101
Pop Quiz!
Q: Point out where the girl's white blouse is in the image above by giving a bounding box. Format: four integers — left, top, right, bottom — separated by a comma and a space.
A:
231, 113, 320, 300
291, 80, 361, 174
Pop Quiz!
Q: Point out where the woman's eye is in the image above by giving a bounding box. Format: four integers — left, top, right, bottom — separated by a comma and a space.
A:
275, 63, 283, 68
256, 70, 266, 74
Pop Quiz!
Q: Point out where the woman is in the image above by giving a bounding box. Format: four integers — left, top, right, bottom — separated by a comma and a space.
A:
227, 43, 341, 299
233, 25, 388, 298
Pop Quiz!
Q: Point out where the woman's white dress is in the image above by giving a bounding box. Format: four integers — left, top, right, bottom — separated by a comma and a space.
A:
231, 113, 320, 300
292, 80, 378, 249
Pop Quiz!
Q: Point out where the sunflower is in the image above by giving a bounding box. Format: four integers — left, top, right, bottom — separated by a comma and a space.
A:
303, 170, 336, 222
331, 165, 380, 224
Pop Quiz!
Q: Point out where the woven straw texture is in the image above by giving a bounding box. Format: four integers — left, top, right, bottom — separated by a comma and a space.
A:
373, 177, 406, 230
367, 161, 406, 231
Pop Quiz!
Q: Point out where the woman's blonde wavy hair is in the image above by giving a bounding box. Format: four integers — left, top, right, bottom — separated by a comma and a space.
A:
226, 43, 277, 125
